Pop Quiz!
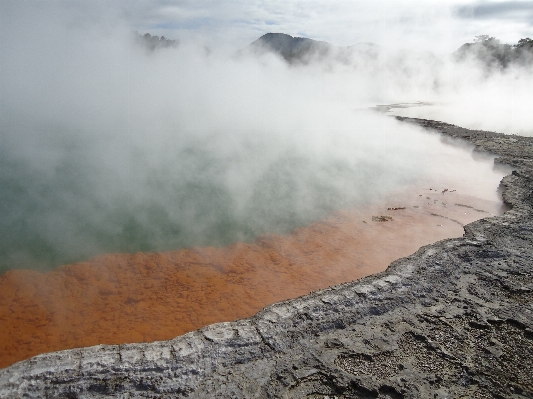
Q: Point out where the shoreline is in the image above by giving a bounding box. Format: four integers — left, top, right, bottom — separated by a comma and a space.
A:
0, 183, 503, 368
1, 117, 532, 397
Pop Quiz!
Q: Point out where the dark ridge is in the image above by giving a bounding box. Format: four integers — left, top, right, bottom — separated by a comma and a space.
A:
245, 32, 380, 64
246, 32, 533, 68
249, 32, 334, 63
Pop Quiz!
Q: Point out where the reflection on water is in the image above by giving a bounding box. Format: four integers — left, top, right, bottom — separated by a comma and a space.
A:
0, 186, 505, 368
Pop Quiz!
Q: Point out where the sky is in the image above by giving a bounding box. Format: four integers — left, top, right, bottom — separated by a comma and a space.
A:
115, 0, 533, 52
2, 1, 533, 53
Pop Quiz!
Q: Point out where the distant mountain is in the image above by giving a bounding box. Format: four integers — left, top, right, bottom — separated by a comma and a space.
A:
246, 33, 380, 64
248, 33, 333, 63
247, 33, 533, 69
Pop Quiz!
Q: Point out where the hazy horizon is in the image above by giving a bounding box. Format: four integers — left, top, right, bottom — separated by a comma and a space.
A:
3, 1, 533, 52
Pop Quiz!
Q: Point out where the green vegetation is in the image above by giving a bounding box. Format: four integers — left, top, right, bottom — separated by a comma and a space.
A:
455, 36, 533, 68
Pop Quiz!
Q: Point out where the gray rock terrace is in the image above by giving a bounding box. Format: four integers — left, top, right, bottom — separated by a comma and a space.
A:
1, 118, 532, 398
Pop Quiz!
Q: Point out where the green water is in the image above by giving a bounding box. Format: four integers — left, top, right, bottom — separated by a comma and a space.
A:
0, 135, 408, 274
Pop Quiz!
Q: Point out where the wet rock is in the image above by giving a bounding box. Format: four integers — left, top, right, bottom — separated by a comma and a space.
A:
1, 118, 533, 398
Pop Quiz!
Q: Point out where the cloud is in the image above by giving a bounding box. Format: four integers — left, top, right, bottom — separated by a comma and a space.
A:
113, 1, 502, 52
455, 1, 533, 23
7, 0, 526, 53
450, 1, 533, 46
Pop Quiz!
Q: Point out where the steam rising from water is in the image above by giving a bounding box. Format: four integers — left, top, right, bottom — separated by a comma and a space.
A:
0, 8, 522, 272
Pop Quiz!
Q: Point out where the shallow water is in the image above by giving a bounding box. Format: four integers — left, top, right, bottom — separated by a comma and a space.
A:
0, 125, 423, 273
0, 106, 511, 368
0, 184, 506, 368
0, 112, 508, 274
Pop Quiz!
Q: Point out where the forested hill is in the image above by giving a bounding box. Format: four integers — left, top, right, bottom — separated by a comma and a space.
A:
246, 32, 379, 64
246, 32, 533, 68
249, 33, 335, 63
455, 35, 533, 68
135, 32, 178, 51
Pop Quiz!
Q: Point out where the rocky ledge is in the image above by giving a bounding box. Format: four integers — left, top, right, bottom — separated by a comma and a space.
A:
1, 118, 533, 398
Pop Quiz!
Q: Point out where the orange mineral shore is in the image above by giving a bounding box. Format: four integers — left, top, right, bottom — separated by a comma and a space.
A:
0, 187, 504, 368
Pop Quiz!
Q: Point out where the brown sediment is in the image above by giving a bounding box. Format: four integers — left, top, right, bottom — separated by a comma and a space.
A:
0, 187, 504, 369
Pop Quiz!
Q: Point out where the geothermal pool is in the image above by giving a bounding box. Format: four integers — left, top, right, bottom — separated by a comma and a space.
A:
0, 101, 511, 369
0, 3, 528, 371
0, 181, 506, 368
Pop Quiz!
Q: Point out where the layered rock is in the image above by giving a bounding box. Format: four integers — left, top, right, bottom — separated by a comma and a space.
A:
1, 118, 532, 398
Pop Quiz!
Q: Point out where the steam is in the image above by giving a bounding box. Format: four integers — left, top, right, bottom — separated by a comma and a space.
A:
358, 43, 533, 135
0, 5, 522, 272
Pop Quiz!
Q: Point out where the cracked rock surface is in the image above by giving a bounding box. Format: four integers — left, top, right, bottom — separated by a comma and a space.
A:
1, 118, 533, 398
